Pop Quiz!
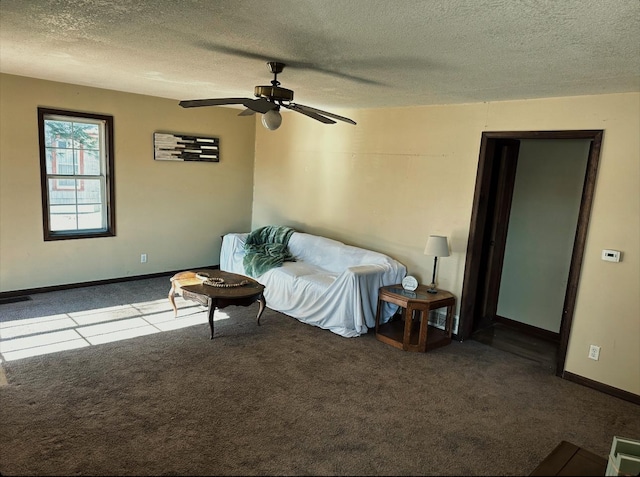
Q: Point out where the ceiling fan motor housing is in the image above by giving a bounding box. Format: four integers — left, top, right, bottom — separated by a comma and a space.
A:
254, 85, 294, 102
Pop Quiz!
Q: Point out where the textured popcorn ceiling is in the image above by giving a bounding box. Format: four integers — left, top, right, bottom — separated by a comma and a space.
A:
1, 0, 638, 110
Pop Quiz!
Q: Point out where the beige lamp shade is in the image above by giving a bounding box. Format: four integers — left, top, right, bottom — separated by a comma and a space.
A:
424, 235, 450, 257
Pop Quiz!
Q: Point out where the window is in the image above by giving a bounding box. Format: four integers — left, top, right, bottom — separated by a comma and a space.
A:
38, 108, 115, 240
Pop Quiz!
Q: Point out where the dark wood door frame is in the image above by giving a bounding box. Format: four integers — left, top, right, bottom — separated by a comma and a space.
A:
458, 130, 603, 377
478, 139, 520, 330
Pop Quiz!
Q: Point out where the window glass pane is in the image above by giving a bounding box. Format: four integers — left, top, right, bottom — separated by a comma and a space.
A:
49, 178, 78, 197
45, 147, 74, 175
48, 181, 105, 231
45, 148, 56, 174
44, 120, 73, 146
78, 204, 103, 229
77, 179, 102, 204
57, 150, 74, 175
80, 149, 101, 175
49, 204, 78, 231
73, 149, 81, 175
73, 123, 99, 150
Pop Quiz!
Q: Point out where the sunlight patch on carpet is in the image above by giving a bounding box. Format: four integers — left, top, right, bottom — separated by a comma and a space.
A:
1, 329, 90, 361
0, 314, 76, 339
70, 304, 142, 326
0, 298, 231, 362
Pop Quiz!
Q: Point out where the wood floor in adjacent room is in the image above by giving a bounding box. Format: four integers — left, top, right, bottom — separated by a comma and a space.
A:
471, 322, 558, 372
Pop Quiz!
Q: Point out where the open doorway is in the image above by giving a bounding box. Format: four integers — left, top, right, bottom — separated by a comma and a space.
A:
458, 130, 603, 376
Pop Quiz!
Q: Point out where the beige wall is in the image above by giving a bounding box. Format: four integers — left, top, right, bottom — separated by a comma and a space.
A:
0, 74, 255, 291
252, 93, 640, 395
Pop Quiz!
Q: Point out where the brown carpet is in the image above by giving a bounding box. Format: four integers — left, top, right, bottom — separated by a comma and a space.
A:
1, 276, 639, 476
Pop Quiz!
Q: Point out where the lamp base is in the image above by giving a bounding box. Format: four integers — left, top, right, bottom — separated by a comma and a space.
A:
427, 283, 437, 294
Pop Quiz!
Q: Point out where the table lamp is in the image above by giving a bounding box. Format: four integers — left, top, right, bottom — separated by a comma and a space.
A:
424, 235, 450, 294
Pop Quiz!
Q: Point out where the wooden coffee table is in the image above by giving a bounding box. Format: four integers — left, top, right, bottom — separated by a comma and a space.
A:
168, 269, 266, 339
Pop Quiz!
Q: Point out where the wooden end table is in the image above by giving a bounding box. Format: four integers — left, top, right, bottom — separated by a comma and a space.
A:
168, 269, 266, 339
375, 284, 455, 352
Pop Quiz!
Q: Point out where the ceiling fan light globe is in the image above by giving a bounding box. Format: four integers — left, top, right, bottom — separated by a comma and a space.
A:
262, 109, 282, 130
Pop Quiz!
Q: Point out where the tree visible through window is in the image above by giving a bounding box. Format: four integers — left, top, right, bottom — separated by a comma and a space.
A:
38, 108, 115, 240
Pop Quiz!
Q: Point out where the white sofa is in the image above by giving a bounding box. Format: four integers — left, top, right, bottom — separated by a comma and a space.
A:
220, 231, 407, 337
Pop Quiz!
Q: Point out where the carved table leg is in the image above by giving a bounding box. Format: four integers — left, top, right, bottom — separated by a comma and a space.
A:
168, 281, 179, 317
208, 299, 215, 340
256, 294, 266, 325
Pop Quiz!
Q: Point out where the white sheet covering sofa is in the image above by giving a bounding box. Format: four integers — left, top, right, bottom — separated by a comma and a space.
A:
220, 231, 407, 337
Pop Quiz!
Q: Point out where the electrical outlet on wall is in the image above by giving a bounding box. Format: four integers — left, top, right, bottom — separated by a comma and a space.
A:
588, 345, 600, 360
141, 253, 147, 263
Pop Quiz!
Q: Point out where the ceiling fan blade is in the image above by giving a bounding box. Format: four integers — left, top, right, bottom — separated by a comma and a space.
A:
238, 108, 256, 116
179, 98, 252, 108
242, 97, 278, 114
281, 103, 336, 124
195, 42, 276, 63
179, 97, 276, 115
290, 103, 356, 125
195, 41, 383, 86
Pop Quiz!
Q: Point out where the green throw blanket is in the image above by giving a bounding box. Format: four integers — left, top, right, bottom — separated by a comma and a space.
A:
243, 225, 296, 277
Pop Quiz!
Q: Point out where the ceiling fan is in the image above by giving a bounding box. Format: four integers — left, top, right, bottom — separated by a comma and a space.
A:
179, 62, 356, 130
